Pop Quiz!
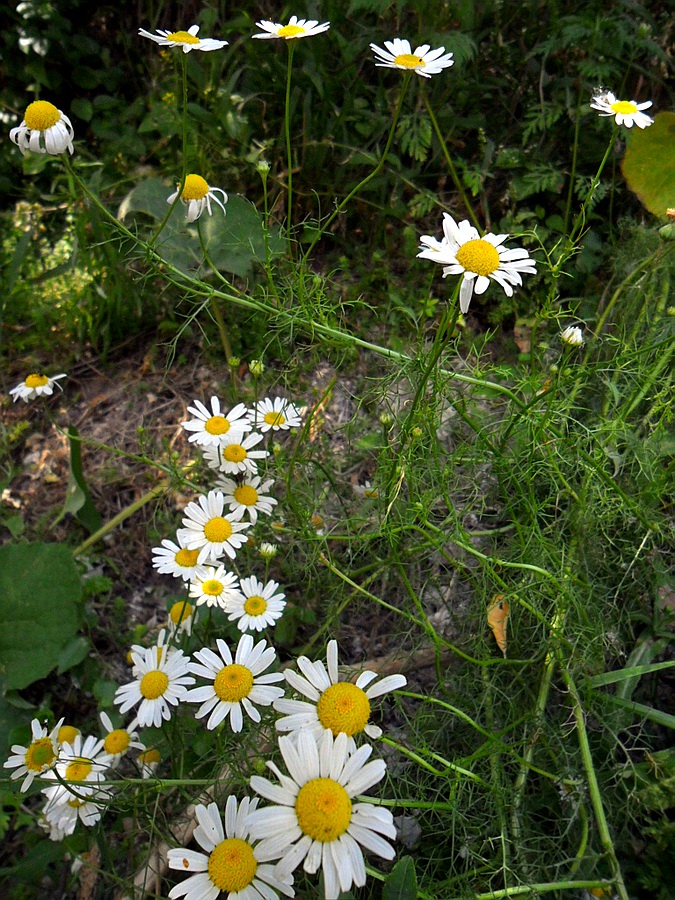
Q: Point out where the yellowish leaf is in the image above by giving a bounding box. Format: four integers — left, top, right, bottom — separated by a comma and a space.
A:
487, 594, 509, 656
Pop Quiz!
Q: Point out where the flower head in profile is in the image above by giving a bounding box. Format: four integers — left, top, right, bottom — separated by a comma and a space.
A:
137, 747, 161, 778
590, 90, 653, 129
180, 491, 251, 565
418, 213, 537, 314
182, 397, 251, 446
114, 645, 194, 727
252, 15, 330, 40
42, 785, 109, 838
139, 25, 228, 53
189, 564, 244, 610
185, 635, 285, 732
248, 729, 397, 900
167, 175, 228, 223
370, 39, 454, 78
274, 640, 406, 750
3, 717, 63, 792
10, 101, 74, 155
250, 396, 302, 432
167, 797, 294, 900
57, 724, 80, 747
560, 325, 584, 347
227, 576, 287, 632
9, 372, 66, 402
167, 599, 198, 636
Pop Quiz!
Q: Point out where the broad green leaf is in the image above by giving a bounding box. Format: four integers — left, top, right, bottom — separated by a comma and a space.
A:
383, 856, 418, 900
621, 112, 675, 217
53, 425, 102, 533
57, 636, 90, 674
0, 543, 82, 690
588, 660, 675, 688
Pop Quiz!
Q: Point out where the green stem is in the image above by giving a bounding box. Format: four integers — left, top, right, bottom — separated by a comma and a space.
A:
301, 74, 412, 263
472, 881, 614, 900
563, 87, 583, 235
565, 127, 617, 251
73, 483, 167, 557
284, 42, 296, 257
423, 92, 482, 232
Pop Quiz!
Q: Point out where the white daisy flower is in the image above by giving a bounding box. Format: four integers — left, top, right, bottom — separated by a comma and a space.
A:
137, 747, 161, 778
9, 372, 66, 402
227, 576, 286, 633
167, 174, 228, 224
41, 734, 111, 809
138, 25, 228, 53
560, 325, 584, 347
57, 724, 80, 747
274, 640, 406, 750
114, 645, 195, 728
167, 797, 294, 900
184, 635, 285, 733
248, 729, 397, 900
250, 397, 302, 433
252, 15, 330, 41
370, 38, 454, 78
215, 475, 278, 524
182, 397, 251, 446
42, 786, 109, 837
167, 599, 198, 636
99, 712, 144, 768
189, 564, 244, 610
10, 101, 74, 155
203, 433, 269, 477
130, 628, 175, 676
180, 491, 251, 565
418, 213, 537, 314
3, 717, 63, 792
590, 90, 653, 129
152, 534, 207, 582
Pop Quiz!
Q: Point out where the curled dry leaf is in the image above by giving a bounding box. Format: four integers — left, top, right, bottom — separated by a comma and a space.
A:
487, 593, 509, 656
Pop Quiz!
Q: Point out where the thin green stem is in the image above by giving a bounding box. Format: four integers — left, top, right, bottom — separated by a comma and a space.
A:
73, 483, 168, 557
563, 87, 583, 234
284, 42, 296, 257
423, 92, 482, 232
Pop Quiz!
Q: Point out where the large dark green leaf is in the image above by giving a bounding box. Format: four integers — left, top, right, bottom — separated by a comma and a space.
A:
622, 112, 675, 217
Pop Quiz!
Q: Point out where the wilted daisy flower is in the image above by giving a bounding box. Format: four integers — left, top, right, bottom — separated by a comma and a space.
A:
138, 25, 228, 53
42, 786, 109, 838
180, 491, 251, 565
185, 635, 285, 732
248, 729, 396, 900
274, 640, 406, 750
560, 325, 584, 347
203, 433, 269, 477
252, 15, 330, 40
57, 724, 80, 747
3, 717, 63, 792
259, 541, 279, 560
167, 599, 198, 635
167, 797, 294, 900
10, 101, 74, 155
167, 174, 228, 223
182, 397, 251, 447
216, 474, 278, 524
227, 576, 286, 632
189, 564, 244, 610
99, 712, 144, 768
41, 734, 111, 808
114, 645, 194, 728
250, 397, 302, 432
9, 372, 66, 402
152, 534, 206, 582
418, 213, 537, 314
590, 90, 653, 129
370, 38, 454, 78
137, 747, 161, 778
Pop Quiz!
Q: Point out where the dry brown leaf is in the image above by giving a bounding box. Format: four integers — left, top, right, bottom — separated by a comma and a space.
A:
487, 593, 509, 656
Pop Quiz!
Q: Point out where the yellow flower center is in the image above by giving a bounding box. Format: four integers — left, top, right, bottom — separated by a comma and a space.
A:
170, 600, 194, 624
610, 100, 638, 115
104, 729, 131, 756
263, 411, 286, 427
223, 444, 247, 463
202, 579, 224, 596
204, 517, 232, 543
394, 53, 425, 69
67, 797, 85, 808
181, 174, 209, 200
166, 31, 201, 45
244, 595, 267, 616
25, 373, 49, 388
58, 725, 80, 745
455, 239, 500, 276
213, 664, 254, 702
278, 24, 305, 38
140, 670, 169, 700
139, 748, 160, 765
295, 778, 352, 842
207, 838, 257, 893
24, 101, 60, 131
316, 682, 371, 737
65, 757, 93, 781
24, 738, 56, 772
205, 415, 230, 435
233, 484, 259, 506
175, 547, 200, 568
